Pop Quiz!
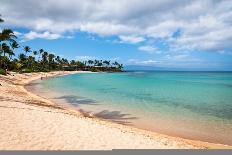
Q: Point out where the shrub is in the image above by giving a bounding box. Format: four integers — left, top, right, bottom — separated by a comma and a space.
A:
0, 68, 5, 75
63, 67, 75, 71
90, 68, 98, 72
15, 62, 23, 71
22, 68, 33, 73
40, 68, 50, 72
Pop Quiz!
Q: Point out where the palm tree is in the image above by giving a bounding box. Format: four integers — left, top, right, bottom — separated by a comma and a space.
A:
18, 53, 26, 64
55, 56, 62, 70
118, 64, 123, 70
55, 56, 60, 63
1, 43, 11, 73
112, 61, 119, 67
69, 60, 76, 70
0, 16, 4, 23
88, 60, 94, 67
0, 29, 17, 69
1, 43, 9, 58
9, 41, 18, 61
94, 60, 99, 66
23, 46, 31, 68
33, 50, 37, 56
39, 49, 44, 62
42, 51, 48, 70
0, 29, 17, 42
98, 61, 103, 67
76, 61, 85, 69
61, 58, 69, 68
23, 46, 31, 57
28, 56, 35, 70
103, 60, 110, 67
33, 50, 39, 62
8, 50, 15, 60
43, 51, 48, 59
11, 41, 19, 50
48, 53, 55, 70
83, 60, 87, 67
62, 58, 69, 65
70, 60, 76, 66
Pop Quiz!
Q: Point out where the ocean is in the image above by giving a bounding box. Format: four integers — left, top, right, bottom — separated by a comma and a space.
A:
28, 71, 232, 145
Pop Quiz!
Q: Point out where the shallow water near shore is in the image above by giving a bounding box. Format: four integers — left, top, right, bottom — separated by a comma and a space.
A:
27, 71, 232, 145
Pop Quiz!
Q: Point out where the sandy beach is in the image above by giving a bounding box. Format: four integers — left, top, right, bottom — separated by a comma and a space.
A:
0, 71, 231, 150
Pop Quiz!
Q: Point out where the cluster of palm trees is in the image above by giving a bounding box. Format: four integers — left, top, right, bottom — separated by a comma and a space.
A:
0, 15, 123, 75
85, 60, 123, 71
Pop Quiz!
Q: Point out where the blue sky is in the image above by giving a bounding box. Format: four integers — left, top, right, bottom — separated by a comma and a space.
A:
1, 0, 232, 71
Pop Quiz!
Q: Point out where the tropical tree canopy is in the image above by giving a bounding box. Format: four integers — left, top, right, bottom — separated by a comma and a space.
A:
0, 16, 123, 75
0, 15, 4, 23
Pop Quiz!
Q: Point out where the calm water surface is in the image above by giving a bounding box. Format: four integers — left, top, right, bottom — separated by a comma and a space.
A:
29, 71, 232, 145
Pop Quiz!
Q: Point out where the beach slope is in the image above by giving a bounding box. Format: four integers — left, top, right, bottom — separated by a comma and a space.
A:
0, 72, 230, 150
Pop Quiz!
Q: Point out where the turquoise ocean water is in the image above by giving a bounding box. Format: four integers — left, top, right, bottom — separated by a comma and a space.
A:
30, 71, 232, 145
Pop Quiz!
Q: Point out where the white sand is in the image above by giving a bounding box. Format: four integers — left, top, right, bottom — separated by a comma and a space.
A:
0, 71, 230, 150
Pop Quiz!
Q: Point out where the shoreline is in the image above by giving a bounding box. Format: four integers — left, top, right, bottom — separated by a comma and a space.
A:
0, 71, 231, 149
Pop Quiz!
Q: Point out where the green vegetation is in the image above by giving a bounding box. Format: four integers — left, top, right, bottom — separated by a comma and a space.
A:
0, 68, 5, 75
0, 15, 123, 75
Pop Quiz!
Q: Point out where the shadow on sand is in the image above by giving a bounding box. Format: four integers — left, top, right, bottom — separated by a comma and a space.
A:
53, 95, 138, 125
54, 95, 98, 106
79, 109, 138, 125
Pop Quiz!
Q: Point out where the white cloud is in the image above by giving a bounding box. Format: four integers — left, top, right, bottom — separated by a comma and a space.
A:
23, 31, 62, 41
0, 0, 232, 52
128, 59, 158, 65
110, 57, 121, 61
138, 45, 155, 53
164, 54, 201, 63
138, 45, 161, 54
128, 59, 140, 64
127, 54, 210, 69
142, 60, 158, 65
14, 31, 22, 36
119, 35, 145, 44
79, 22, 139, 36
75, 56, 97, 61
66, 36, 75, 39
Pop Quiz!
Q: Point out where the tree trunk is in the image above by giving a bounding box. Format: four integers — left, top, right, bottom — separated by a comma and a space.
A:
3, 52, 7, 75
